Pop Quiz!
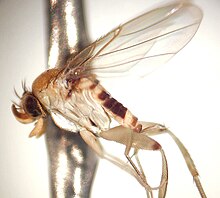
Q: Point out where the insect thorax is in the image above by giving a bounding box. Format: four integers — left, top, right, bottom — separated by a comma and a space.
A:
34, 74, 111, 134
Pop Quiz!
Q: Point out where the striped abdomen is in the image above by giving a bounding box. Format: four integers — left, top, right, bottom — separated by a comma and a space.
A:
86, 79, 142, 132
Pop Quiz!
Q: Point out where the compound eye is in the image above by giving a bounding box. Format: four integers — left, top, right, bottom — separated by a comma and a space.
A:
23, 95, 42, 117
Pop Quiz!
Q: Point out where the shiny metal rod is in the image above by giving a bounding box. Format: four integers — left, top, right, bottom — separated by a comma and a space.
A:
45, 0, 97, 197
47, 0, 89, 68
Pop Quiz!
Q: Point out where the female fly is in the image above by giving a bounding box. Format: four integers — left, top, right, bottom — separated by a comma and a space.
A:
12, 2, 206, 198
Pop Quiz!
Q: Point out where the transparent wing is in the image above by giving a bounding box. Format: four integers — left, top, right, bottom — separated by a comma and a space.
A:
64, 2, 202, 79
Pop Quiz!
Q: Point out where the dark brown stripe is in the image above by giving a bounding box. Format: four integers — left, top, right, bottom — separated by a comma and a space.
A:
90, 80, 99, 90
98, 91, 110, 101
103, 97, 117, 109
90, 83, 97, 89
111, 103, 127, 118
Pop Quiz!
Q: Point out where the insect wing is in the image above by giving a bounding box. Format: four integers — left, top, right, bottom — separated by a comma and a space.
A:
65, 2, 202, 79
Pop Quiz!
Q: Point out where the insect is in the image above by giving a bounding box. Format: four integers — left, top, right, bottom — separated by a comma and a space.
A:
12, 1, 206, 198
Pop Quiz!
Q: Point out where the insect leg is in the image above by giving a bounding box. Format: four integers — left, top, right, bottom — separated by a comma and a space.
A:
123, 130, 147, 180
140, 122, 207, 198
29, 117, 47, 137
79, 130, 153, 191
165, 129, 207, 198
132, 148, 168, 198
132, 150, 153, 198
100, 126, 167, 196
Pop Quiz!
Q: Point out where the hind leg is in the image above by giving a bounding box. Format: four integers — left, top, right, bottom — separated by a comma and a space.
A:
80, 129, 155, 192
100, 126, 168, 198
140, 122, 207, 198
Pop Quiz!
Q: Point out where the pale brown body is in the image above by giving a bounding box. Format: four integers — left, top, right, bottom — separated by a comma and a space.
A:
12, 67, 207, 198
11, 2, 207, 197
32, 68, 141, 135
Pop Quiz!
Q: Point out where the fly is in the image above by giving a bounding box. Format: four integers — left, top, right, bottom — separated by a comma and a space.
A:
12, 2, 206, 198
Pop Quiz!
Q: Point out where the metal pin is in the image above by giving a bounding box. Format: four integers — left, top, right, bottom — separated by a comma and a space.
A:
45, 0, 97, 197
